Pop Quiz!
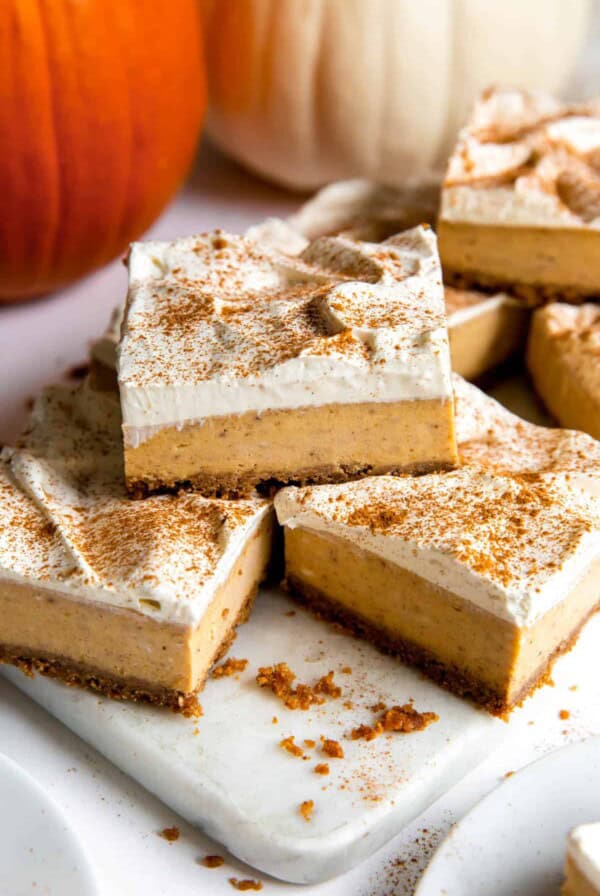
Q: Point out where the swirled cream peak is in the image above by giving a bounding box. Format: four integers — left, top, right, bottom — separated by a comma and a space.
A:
0, 382, 270, 626
440, 87, 600, 229
274, 470, 599, 627
117, 227, 452, 439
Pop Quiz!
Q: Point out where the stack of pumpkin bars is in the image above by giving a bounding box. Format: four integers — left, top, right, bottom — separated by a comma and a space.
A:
1, 87, 599, 726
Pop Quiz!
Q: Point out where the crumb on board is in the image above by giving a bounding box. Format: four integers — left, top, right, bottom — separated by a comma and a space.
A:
229, 877, 263, 891
200, 855, 225, 868
559, 709, 571, 720
256, 662, 341, 710
321, 738, 344, 759
279, 735, 304, 758
159, 826, 180, 842
351, 703, 438, 741
314, 763, 330, 776
299, 800, 314, 822
211, 657, 249, 678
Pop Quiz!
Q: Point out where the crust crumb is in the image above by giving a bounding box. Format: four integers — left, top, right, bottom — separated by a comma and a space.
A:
321, 738, 344, 759
159, 826, 180, 842
229, 878, 263, 891
256, 662, 341, 710
559, 709, 571, 720
211, 657, 249, 678
314, 763, 330, 775
351, 703, 439, 741
299, 800, 314, 822
201, 855, 225, 868
279, 735, 304, 758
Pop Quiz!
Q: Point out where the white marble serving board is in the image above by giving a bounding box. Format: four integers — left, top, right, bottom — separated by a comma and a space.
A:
2, 588, 503, 885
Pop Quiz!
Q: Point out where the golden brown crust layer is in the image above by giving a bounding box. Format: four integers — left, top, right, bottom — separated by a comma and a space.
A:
444, 268, 594, 307
0, 586, 257, 716
284, 575, 598, 717
126, 459, 457, 500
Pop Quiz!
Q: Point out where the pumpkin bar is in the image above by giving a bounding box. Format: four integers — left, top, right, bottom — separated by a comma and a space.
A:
0, 379, 273, 714
118, 226, 457, 498
563, 824, 600, 896
527, 303, 600, 440
274, 378, 600, 715
438, 86, 600, 303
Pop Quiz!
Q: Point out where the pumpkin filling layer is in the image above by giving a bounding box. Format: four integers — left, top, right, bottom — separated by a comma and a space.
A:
118, 227, 456, 497
123, 397, 457, 498
445, 287, 529, 381
438, 222, 600, 301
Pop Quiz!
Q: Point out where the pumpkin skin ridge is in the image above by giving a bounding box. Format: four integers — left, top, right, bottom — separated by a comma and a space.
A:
0, 0, 206, 303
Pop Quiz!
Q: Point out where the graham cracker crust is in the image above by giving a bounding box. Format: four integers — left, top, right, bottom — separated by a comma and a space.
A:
444, 269, 595, 307
285, 575, 599, 718
0, 585, 257, 717
126, 459, 457, 500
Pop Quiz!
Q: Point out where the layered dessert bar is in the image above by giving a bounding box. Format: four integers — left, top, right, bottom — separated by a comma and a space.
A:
0, 380, 273, 713
274, 378, 600, 715
527, 303, 600, 440
275, 470, 599, 715
444, 286, 529, 381
438, 87, 600, 302
563, 824, 600, 896
118, 226, 457, 497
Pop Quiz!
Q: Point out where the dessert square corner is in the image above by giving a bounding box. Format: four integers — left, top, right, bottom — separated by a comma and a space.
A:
117, 226, 457, 498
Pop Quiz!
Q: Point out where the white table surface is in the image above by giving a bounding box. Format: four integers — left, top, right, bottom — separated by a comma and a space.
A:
1, 142, 599, 896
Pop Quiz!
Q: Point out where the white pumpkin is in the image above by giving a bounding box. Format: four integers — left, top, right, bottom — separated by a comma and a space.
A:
201, 0, 590, 190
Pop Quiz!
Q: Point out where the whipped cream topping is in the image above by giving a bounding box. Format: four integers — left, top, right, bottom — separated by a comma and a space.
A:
275, 470, 599, 627
568, 823, 600, 891
440, 87, 600, 230
0, 382, 270, 627
118, 227, 453, 445
453, 374, 600, 499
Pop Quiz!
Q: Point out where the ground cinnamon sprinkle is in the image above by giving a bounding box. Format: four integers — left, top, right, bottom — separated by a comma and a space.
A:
351, 704, 439, 741
279, 735, 304, 758
211, 657, 249, 678
300, 800, 314, 822
200, 855, 225, 868
321, 738, 344, 759
229, 878, 263, 891
256, 662, 342, 710
314, 763, 330, 775
159, 826, 180, 842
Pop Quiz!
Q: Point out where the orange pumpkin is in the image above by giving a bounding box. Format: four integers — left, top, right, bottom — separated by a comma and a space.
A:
0, 1, 206, 302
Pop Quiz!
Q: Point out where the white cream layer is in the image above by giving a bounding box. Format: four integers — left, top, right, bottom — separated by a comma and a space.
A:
118, 227, 453, 444
568, 823, 600, 891
440, 184, 600, 230
274, 472, 600, 628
